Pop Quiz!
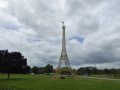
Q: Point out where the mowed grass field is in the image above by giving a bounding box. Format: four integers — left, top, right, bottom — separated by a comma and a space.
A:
0, 74, 120, 90
90, 74, 120, 79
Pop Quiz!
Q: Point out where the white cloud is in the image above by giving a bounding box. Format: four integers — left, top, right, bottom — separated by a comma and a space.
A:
0, 0, 120, 69
0, 0, 8, 8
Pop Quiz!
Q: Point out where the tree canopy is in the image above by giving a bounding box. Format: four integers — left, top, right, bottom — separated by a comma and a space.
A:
31, 64, 53, 74
0, 50, 30, 79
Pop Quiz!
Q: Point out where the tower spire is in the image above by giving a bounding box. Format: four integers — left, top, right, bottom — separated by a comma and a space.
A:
57, 22, 70, 69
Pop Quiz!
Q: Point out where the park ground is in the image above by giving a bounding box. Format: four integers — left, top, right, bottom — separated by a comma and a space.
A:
0, 74, 120, 90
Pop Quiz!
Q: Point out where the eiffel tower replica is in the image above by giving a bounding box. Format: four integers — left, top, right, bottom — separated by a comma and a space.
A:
51, 22, 79, 80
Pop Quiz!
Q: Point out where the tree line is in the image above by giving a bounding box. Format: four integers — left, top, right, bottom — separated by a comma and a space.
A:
31, 64, 53, 74
30, 66, 120, 77
0, 50, 54, 79
1, 50, 120, 79
76, 67, 120, 77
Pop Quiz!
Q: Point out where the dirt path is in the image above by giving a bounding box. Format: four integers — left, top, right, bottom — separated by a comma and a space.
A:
80, 76, 120, 81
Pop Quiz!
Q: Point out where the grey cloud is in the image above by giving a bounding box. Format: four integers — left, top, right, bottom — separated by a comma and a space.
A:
0, 0, 120, 69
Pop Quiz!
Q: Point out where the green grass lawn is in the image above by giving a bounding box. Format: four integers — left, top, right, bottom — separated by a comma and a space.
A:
0, 74, 120, 90
90, 74, 120, 79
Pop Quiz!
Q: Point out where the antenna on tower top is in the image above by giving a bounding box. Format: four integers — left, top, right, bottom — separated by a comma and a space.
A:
62, 21, 64, 25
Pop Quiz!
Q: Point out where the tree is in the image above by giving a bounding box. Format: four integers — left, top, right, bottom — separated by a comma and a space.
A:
0, 50, 27, 80
104, 68, 110, 74
85, 67, 92, 76
92, 67, 97, 74
77, 67, 96, 75
44, 64, 53, 74
0, 50, 7, 73
38, 67, 45, 74
77, 67, 85, 75
32, 66, 39, 74
22, 65, 31, 74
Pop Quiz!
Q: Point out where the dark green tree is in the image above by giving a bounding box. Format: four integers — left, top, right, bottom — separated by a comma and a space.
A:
0, 50, 7, 73
77, 67, 85, 75
32, 66, 39, 74
92, 67, 97, 74
0, 50, 27, 80
22, 65, 31, 74
104, 68, 110, 74
44, 64, 53, 74
85, 67, 92, 76
38, 67, 45, 74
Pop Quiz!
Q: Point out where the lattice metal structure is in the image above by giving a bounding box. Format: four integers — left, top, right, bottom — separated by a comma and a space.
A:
51, 22, 79, 80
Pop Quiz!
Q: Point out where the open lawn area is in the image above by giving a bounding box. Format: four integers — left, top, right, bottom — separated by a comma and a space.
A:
0, 74, 120, 90
90, 74, 120, 79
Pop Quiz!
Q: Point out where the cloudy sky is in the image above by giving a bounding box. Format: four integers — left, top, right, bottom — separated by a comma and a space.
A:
0, 0, 120, 69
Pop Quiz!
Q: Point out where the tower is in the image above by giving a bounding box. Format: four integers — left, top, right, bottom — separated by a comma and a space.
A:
51, 22, 79, 79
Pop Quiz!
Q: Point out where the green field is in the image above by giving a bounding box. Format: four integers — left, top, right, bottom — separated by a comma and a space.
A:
90, 74, 120, 79
0, 74, 120, 90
